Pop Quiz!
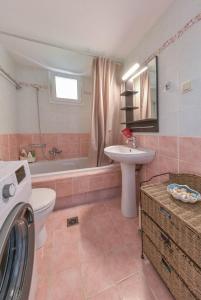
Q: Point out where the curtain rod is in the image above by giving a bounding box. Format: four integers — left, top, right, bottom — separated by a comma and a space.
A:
0, 30, 122, 64
0, 66, 21, 89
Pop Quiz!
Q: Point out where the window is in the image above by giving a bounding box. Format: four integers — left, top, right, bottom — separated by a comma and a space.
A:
50, 72, 81, 104
55, 76, 78, 100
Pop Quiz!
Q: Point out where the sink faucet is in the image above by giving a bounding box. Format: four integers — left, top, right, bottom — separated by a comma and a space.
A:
126, 137, 137, 148
49, 147, 62, 158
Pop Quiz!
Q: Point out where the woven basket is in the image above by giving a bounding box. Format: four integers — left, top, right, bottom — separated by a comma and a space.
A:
168, 173, 201, 194
142, 212, 201, 299
141, 176, 201, 269
143, 234, 195, 300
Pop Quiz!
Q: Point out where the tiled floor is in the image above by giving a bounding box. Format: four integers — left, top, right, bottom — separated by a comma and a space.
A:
36, 197, 174, 300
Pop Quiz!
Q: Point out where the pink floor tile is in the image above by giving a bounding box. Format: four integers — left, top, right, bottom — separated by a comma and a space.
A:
36, 197, 173, 300
81, 255, 114, 298
48, 239, 80, 273
78, 236, 105, 263
100, 226, 124, 254
89, 286, 120, 300
106, 246, 141, 283
117, 272, 156, 300
35, 279, 49, 300
142, 263, 174, 300
48, 267, 84, 300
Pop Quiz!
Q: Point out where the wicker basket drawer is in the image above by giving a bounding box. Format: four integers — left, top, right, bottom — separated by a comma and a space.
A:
142, 212, 201, 299
143, 234, 195, 300
141, 192, 201, 268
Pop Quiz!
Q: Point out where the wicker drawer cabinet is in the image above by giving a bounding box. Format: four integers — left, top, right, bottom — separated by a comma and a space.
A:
141, 174, 201, 300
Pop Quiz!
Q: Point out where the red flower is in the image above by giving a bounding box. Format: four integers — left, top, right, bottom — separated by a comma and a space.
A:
121, 128, 132, 138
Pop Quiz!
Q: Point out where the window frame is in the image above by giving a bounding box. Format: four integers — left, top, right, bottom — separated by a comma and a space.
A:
49, 72, 82, 105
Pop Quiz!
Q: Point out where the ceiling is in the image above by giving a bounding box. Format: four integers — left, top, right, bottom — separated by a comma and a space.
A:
0, 0, 174, 60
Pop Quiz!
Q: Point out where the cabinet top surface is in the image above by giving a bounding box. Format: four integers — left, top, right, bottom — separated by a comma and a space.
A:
141, 183, 201, 234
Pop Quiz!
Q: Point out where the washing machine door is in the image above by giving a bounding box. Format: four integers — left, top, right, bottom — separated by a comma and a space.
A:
0, 203, 35, 300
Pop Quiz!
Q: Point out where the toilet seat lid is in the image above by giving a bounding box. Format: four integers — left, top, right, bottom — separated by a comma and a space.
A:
30, 188, 56, 212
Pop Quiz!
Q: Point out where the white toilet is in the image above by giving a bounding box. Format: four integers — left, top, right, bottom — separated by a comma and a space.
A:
30, 188, 56, 249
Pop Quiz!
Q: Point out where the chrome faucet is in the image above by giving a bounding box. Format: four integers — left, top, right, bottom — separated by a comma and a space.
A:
49, 147, 62, 158
126, 137, 137, 148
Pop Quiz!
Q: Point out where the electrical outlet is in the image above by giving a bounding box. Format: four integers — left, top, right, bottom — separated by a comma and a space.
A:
181, 80, 192, 94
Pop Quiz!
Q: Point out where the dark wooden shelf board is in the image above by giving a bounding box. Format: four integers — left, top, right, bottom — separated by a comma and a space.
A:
120, 106, 139, 111
120, 90, 138, 96
120, 121, 135, 125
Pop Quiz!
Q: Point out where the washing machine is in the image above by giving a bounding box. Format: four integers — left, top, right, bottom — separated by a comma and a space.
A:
0, 160, 36, 300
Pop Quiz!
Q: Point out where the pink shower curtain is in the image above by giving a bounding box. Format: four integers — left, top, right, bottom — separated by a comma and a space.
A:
89, 57, 121, 166
140, 70, 151, 120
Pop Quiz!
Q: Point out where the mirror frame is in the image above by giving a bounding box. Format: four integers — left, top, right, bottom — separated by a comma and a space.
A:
124, 56, 159, 132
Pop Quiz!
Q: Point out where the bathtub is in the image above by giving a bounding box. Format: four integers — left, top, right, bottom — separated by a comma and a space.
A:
30, 157, 122, 210
29, 157, 90, 175
29, 157, 118, 178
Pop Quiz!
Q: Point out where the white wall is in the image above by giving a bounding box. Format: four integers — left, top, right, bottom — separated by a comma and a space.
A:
0, 46, 18, 133
16, 66, 92, 133
124, 0, 201, 137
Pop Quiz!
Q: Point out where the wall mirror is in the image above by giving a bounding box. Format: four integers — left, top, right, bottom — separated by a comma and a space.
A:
123, 56, 159, 132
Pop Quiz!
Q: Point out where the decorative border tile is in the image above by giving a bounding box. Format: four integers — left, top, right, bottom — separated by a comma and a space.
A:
145, 12, 201, 64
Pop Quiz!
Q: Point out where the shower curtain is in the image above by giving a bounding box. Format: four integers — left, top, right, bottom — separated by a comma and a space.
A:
89, 57, 121, 166
140, 70, 151, 120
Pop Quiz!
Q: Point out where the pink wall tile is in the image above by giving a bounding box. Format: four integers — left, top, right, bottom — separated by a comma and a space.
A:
59, 133, 80, 144
0, 134, 9, 160
159, 136, 178, 159
104, 172, 122, 189
136, 135, 146, 147
146, 168, 161, 183
8, 134, 19, 147
18, 134, 32, 149
72, 176, 90, 194
146, 153, 159, 172
80, 142, 89, 157
32, 180, 56, 190
31, 134, 41, 144
0, 134, 9, 146
144, 135, 159, 151
85, 189, 112, 205
138, 167, 147, 183
89, 174, 106, 191
158, 155, 178, 174
5, 132, 201, 190
61, 143, 80, 156
16, 133, 90, 161
179, 137, 201, 163
80, 133, 90, 143
8, 134, 20, 160
42, 133, 58, 145
9, 146, 19, 160
0, 145, 9, 160
179, 160, 201, 176
54, 196, 72, 210
55, 178, 73, 198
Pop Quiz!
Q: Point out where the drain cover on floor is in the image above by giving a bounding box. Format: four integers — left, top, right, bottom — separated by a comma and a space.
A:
67, 216, 79, 227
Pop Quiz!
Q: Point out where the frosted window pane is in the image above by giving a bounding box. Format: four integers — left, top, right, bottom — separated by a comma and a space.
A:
55, 76, 78, 100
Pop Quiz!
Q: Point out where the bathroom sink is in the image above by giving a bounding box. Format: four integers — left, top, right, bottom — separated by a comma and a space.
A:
104, 145, 155, 164
104, 145, 155, 218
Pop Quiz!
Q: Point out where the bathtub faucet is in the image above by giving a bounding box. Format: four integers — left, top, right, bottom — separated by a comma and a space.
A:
49, 147, 62, 158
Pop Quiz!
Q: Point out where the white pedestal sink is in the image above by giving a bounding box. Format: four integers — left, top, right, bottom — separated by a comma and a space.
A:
104, 145, 155, 218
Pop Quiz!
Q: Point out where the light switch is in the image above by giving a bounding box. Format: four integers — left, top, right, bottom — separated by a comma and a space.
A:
181, 80, 192, 94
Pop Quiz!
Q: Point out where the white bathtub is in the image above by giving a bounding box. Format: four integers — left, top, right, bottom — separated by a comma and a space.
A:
29, 157, 90, 175
29, 157, 120, 180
